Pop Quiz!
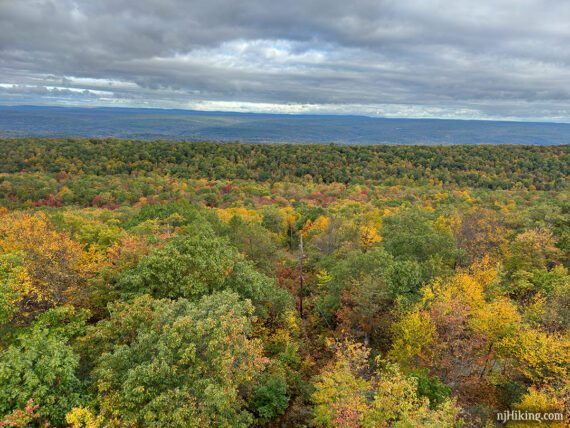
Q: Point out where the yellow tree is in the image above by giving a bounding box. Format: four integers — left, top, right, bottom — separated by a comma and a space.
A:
497, 329, 570, 386
358, 225, 381, 253
0, 213, 102, 318
469, 297, 521, 379
312, 339, 371, 427
313, 339, 462, 428
281, 207, 300, 250
507, 228, 562, 273
390, 260, 518, 409
301, 215, 330, 238
389, 309, 437, 369
509, 386, 568, 428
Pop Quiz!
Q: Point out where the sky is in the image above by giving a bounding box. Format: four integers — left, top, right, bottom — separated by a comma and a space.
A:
1, 0, 570, 121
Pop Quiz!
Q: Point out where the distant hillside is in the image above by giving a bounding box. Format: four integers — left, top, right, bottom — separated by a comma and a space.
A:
0, 105, 569, 145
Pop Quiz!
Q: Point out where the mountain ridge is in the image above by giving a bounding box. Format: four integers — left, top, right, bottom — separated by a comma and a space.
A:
1, 105, 569, 145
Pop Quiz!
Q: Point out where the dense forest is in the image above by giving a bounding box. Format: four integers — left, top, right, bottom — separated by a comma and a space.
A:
0, 139, 568, 427
1, 139, 568, 190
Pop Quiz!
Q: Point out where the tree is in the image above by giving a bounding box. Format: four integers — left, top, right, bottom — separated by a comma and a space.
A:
312, 340, 372, 427
0, 254, 28, 325
510, 386, 567, 428
364, 363, 460, 428
0, 328, 83, 425
251, 375, 290, 423
65, 406, 103, 428
358, 224, 381, 253
224, 215, 280, 274
337, 273, 392, 346
117, 230, 236, 299
506, 228, 562, 274
389, 309, 437, 369
85, 292, 268, 427
312, 339, 462, 427
382, 209, 457, 264
301, 215, 330, 239
0, 213, 101, 320
497, 329, 570, 386
451, 208, 508, 266
388, 261, 523, 413
0, 400, 47, 428
117, 229, 280, 309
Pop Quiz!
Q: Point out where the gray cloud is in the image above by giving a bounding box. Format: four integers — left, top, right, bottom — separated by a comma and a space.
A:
1, 0, 570, 120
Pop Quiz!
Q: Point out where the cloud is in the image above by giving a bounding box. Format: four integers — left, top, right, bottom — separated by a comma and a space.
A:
1, 0, 570, 121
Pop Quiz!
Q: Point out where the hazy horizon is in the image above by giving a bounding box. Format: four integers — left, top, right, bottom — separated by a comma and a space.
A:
4, 104, 570, 125
2, 105, 569, 145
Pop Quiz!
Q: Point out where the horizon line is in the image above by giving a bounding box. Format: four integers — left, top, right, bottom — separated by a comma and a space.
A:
2, 103, 570, 126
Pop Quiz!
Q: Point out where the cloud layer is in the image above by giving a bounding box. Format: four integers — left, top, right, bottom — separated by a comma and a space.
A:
1, 0, 570, 120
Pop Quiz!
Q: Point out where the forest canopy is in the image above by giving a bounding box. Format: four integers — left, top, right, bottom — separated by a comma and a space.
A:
0, 139, 568, 427
0, 138, 568, 190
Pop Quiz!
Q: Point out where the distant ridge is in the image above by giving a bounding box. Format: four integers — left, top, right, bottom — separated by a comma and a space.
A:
0, 105, 569, 145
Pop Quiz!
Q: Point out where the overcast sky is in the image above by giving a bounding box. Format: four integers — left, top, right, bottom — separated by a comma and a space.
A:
1, 0, 570, 121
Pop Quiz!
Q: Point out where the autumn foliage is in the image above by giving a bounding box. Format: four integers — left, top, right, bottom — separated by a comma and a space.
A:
0, 140, 568, 427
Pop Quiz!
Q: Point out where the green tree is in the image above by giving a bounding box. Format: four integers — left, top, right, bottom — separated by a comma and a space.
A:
0, 327, 83, 425
382, 209, 457, 275
86, 292, 268, 427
